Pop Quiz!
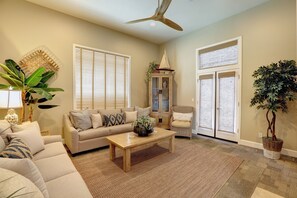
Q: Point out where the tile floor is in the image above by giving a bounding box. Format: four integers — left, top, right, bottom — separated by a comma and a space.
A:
191, 134, 297, 198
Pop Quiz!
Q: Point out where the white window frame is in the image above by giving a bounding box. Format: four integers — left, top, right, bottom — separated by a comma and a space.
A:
72, 44, 131, 110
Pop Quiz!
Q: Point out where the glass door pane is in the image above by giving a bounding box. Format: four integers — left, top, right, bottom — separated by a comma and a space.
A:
216, 70, 238, 142
197, 74, 215, 137
152, 77, 159, 112
162, 77, 169, 112
217, 72, 236, 133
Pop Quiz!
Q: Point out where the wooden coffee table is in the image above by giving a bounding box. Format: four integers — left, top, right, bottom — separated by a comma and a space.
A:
106, 127, 176, 172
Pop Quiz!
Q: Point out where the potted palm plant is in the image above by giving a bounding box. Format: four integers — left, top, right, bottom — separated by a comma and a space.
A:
0, 59, 64, 122
250, 60, 297, 159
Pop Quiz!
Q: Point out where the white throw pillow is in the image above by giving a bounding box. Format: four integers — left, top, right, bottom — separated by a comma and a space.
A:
8, 121, 45, 155
0, 158, 49, 198
173, 112, 193, 122
0, 168, 44, 198
11, 121, 31, 132
91, 114, 103, 129
125, 111, 137, 123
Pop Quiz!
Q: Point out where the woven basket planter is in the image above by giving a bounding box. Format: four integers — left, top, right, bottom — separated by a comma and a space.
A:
262, 137, 283, 159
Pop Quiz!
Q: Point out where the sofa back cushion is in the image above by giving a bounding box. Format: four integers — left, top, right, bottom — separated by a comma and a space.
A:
69, 110, 92, 131
0, 167, 44, 198
9, 121, 45, 155
104, 113, 125, 127
135, 106, 151, 118
0, 158, 49, 198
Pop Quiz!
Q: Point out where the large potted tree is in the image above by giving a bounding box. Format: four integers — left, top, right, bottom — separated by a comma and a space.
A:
250, 60, 297, 159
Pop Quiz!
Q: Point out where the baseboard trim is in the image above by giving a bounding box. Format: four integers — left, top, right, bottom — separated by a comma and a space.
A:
238, 139, 297, 158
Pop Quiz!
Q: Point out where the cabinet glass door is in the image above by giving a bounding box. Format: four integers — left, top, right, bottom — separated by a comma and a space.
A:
162, 77, 170, 112
152, 77, 159, 112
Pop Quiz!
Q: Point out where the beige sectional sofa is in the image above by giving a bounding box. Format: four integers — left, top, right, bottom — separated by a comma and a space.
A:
0, 120, 92, 198
64, 107, 154, 154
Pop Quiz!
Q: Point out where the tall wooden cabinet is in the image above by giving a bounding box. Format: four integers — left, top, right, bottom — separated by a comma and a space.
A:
149, 73, 173, 129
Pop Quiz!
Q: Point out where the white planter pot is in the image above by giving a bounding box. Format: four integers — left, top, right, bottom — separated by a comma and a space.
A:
263, 148, 281, 160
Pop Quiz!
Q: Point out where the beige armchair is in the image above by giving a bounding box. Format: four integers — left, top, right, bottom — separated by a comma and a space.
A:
170, 106, 194, 139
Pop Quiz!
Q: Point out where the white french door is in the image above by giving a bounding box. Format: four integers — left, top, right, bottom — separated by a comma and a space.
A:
197, 70, 239, 142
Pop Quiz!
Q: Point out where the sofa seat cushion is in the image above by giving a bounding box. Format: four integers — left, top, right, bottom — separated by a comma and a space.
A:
34, 154, 77, 182
171, 120, 191, 128
109, 124, 133, 135
33, 142, 67, 161
78, 127, 109, 141
46, 172, 92, 198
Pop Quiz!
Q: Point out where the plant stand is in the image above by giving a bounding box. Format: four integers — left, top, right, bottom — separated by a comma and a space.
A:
262, 137, 283, 160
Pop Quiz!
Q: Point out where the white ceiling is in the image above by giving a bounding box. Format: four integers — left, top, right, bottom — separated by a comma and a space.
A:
27, 0, 270, 44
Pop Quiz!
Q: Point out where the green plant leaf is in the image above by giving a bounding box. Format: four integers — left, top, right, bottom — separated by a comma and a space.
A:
40, 71, 55, 83
0, 63, 22, 81
0, 73, 23, 89
42, 87, 64, 92
25, 67, 46, 87
38, 104, 59, 109
37, 95, 55, 103
0, 84, 10, 89
5, 59, 25, 81
29, 88, 53, 100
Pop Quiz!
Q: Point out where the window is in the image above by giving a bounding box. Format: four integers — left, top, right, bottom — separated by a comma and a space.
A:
198, 40, 238, 69
73, 45, 130, 110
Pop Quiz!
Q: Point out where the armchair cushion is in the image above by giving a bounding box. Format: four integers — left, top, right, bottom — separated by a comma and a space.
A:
171, 120, 191, 128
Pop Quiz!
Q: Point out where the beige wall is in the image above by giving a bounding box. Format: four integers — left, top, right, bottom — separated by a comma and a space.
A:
161, 0, 297, 150
0, 0, 159, 135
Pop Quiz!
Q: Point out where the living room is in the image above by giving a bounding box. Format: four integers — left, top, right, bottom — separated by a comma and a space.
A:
0, 0, 296, 197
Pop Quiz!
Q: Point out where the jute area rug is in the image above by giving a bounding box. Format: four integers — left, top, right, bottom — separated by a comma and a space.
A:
71, 138, 243, 198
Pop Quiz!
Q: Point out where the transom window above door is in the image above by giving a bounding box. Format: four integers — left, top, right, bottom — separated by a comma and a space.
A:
73, 45, 131, 110
198, 40, 239, 70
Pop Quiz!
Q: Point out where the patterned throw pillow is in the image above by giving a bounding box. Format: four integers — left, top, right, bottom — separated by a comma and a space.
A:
104, 113, 125, 127
0, 138, 33, 159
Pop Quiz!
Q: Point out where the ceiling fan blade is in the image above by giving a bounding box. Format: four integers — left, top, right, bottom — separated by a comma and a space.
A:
126, 17, 153, 24
157, 0, 172, 15
161, 18, 183, 31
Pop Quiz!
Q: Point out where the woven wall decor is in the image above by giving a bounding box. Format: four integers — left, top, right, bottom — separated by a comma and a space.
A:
19, 46, 60, 76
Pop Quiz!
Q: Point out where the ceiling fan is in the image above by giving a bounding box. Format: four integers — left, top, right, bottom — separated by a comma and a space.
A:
126, 0, 183, 31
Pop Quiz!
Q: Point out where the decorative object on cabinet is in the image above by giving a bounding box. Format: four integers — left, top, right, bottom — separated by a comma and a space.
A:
149, 73, 173, 129
157, 50, 174, 73
19, 46, 60, 76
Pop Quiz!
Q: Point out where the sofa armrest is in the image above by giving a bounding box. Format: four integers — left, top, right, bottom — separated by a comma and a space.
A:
43, 135, 62, 144
63, 114, 79, 154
